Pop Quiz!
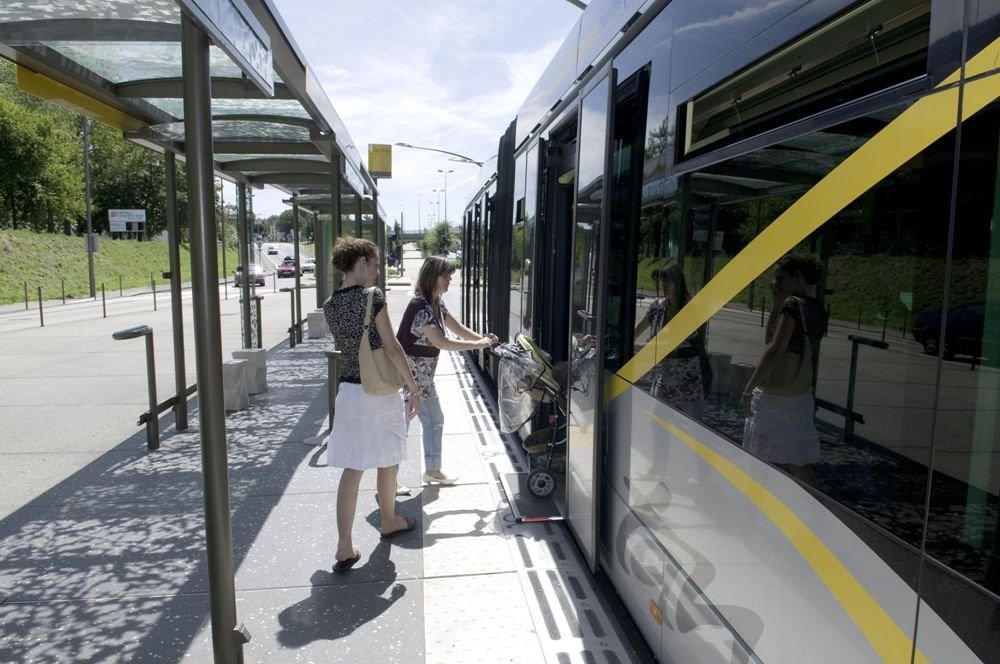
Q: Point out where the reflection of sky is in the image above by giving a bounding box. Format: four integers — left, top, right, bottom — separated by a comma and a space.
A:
45, 42, 243, 83
673, 0, 802, 35
0, 0, 178, 22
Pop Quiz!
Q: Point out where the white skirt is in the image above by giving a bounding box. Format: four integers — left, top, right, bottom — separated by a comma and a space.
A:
327, 383, 407, 470
743, 388, 820, 466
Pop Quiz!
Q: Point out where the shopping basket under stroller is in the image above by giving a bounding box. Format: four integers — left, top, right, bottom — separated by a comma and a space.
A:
492, 334, 566, 498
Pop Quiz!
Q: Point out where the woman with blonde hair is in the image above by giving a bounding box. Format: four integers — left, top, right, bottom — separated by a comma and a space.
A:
324, 238, 421, 572
397, 256, 496, 484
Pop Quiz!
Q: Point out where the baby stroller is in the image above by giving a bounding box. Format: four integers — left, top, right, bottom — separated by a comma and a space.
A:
493, 334, 567, 498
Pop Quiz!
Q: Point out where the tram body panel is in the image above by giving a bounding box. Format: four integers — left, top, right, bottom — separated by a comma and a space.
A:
603, 384, 983, 663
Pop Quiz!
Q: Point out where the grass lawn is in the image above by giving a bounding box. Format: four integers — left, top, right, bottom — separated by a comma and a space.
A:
0, 230, 240, 305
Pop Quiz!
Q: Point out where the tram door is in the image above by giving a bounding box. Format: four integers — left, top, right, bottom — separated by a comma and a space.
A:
566, 69, 613, 572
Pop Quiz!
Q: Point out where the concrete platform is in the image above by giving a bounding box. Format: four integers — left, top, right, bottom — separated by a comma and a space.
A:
0, 249, 648, 663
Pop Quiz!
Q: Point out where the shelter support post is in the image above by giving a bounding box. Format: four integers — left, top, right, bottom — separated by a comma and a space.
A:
181, 16, 245, 664
374, 177, 385, 291
329, 148, 343, 293
355, 194, 362, 238
165, 151, 188, 430
293, 200, 303, 343
238, 183, 252, 348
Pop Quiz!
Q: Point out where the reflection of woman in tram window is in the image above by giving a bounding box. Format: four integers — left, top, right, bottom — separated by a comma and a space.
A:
741, 254, 828, 481
634, 263, 706, 420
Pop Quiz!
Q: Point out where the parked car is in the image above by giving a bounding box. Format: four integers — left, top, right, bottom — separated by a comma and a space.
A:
301, 258, 316, 274
276, 263, 297, 278
912, 301, 985, 359
234, 264, 265, 287
266, 246, 278, 255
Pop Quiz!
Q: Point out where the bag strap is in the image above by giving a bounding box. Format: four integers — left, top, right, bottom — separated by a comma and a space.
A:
363, 287, 375, 332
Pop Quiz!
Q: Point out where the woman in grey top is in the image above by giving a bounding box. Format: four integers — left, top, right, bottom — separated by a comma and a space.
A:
324, 238, 420, 572
396, 257, 496, 484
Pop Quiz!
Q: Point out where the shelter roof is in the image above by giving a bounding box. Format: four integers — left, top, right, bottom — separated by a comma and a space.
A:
0, 0, 381, 218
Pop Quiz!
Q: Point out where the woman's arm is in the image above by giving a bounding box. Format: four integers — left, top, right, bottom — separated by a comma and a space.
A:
634, 310, 650, 339
421, 323, 492, 351
741, 312, 795, 413
374, 306, 421, 418
443, 315, 498, 345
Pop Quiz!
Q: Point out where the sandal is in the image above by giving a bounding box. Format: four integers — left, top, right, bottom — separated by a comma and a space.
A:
380, 516, 418, 540
333, 549, 361, 573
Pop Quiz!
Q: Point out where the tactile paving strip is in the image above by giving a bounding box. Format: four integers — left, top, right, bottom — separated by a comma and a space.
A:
429, 354, 636, 664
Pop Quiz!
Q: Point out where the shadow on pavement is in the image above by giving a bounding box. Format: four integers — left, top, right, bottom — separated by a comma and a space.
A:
0, 339, 337, 662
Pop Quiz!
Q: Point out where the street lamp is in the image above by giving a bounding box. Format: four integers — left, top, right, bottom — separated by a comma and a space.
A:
437, 169, 454, 224
432, 189, 442, 223
394, 142, 483, 167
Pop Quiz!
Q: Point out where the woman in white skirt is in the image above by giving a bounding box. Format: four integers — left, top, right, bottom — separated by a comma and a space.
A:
324, 238, 421, 572
741, 254, 827, 483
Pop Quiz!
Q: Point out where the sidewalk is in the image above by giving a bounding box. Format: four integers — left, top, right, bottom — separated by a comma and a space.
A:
0, 249, 645, 663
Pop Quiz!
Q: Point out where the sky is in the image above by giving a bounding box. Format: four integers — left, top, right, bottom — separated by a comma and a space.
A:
238, 0, 582, 231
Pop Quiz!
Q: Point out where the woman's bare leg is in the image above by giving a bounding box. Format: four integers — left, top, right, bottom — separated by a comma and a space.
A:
377, 465, 409, 533
336, 468, 364, 560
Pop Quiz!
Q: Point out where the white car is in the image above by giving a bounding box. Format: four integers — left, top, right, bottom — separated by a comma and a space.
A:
301, 258, 316, 274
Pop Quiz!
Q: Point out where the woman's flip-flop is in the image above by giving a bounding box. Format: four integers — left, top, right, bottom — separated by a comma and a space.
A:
333, 550, 361, 572
380, 516, 417, 540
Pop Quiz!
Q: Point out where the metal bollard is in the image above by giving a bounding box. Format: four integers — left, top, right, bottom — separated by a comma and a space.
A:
254, 295, 263, 349
112, 325, 159, 450
151, 276, 157, 311
24, 282, 28, 310
325, 349, 342, 430
280, 287, 296, 348
37, 287, 44, 327
102, 283, 107, 318
62, 278, 66, 305
119, 275, 123, 297
760, 298, 766, 327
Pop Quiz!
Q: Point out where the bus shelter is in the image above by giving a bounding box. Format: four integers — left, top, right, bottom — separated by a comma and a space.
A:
0, 2, 384, 661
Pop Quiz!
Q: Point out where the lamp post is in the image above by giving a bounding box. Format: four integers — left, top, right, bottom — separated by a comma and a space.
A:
393, 142, 483, 166
417, 193, 423, 233
437, 168, 453, 224
432, 189, 442, 223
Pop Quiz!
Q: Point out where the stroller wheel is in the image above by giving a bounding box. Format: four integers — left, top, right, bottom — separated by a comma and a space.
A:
527, 468, 556, 498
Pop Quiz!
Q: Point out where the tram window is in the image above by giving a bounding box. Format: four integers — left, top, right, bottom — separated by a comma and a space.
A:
916, 93, 1000, 657
523, 145, 539, 335
679, 0, 930, 159
613, 81, 1000, 658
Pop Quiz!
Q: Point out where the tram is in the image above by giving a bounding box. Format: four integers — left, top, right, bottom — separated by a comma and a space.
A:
460, 1, 1000, 662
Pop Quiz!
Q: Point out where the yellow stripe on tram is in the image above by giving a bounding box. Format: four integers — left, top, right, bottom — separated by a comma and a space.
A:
606, 36, 1000, 403
647, 411, 929, 664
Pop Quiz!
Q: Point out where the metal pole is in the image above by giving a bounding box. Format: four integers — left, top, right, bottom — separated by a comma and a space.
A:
219, 178, 228, 301
374, 176, 385, 291
165, 151, 188, 431
102, 283, 106, 318
151, 275, 157, 311
293, 201, 303, 343
284, 287, 297, 348
845, 338, 860, 441
237, 183, 252, 348
355, 194, 362, 238
144, 330, 160, 450
328, 148, 342, 296
314, 210, 325, 308
83, 118, 96, 299
119, 275, 123, 297
254, 296, 263, 350
181, 16, 244, 664
24, 282, 28, 310
62, 278, 66, 304
37, 287, 43, 327
760, 298, 766, 327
